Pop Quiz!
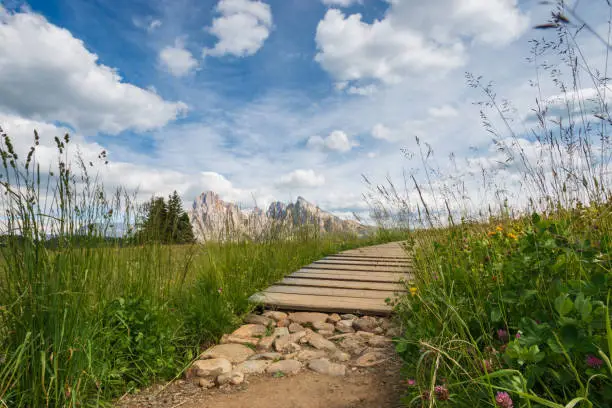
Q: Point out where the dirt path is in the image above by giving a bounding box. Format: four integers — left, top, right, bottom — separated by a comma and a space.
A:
117, 312, 406, 408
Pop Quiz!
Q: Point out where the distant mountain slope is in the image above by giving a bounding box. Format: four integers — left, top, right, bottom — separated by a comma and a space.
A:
188, 191, 364, 242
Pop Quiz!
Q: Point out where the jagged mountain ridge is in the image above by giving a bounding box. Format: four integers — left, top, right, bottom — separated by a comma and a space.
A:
188, 191, 363, 242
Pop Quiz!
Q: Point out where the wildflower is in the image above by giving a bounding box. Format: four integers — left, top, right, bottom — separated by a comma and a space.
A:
421, 391, 430, 401
515, 332, 521, 339
434, 385, 450, 401
487, 231, 497, 237
406, 378, 416, 386
507, 232, 518, 240
495, 391, 513, 408
409, 287, 418, 296
217, 287, 223, 294
586, 354, 603, 369
497, 329, 509, 342
481, 359, 494, 373
496, 225, 503, 232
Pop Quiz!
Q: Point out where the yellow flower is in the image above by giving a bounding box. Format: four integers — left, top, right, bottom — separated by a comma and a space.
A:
487, 231, 496, 237
507, 232, 518, 240
409, 287, 418, 296
496, 225, 503, 232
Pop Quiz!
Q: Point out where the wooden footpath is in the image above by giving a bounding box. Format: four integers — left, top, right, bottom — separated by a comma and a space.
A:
249, 241, 411, 315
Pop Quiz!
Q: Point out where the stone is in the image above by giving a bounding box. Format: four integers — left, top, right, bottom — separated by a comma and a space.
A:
249, 352, 283, 361
327, 313, 341, 323
318, 330, 335, 338
262, 311, 288, 321
330, 350, 350, 362
356, 331, 375, 339
296, 349, 327, 361
338, 336, 367, 355
373, 327, 385, 335
386, 327, 401, 337
273, 327, 290, 338
216, 371, 244, 386
368, 335, 393, 347
244, 314, 274, 327
266, 359, 302, 375
313, 321, 335, 332
283, 342, 302, 354
235, 360, 271, 374
231, 324, 267, 338
353, 318, 378, 333
336, 320, 355, 333
257, 336, 275, 351
274, 331, 307, 352
221, 334, 260, 346
192, 358, 232, 377
308, 331, 337, 351
201, 344, 255, 364
277, 319, 291, 327
340, 314, 357, 320
354, 351, 388, 367
288, 322, 305, 333
308, 358, 346, 376
288, 312, 329, 325
197, 378, 215, 388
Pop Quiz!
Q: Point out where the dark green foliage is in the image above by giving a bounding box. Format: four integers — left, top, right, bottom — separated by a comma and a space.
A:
138, 191, 195, 244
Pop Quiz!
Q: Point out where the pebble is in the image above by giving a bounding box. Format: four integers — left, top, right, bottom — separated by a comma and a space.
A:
234, 360, 271, 374
368, 335, 393, 347
262, 311, 288, 321
231, 324, 267, 338
354, 351, 388, 367
340, 314, 357, 320
197, 378, 215, 388
308, 358, 346, 376
312, 321, 335, 332
353, 318, 378, 333
266, 359, 302, 375
330, 350, 351, 362
307, 331, 337, 351
275, 331, 307, 352
327, 313, 341, 323
216, 371, 244, 386
244, 314, 274, 327
336, 320, 355, 333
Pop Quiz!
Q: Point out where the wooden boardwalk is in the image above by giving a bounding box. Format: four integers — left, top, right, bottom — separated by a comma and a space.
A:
249, 241, 411, 315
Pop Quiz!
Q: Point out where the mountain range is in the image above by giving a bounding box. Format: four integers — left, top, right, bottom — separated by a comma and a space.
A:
188, 191, 364, 242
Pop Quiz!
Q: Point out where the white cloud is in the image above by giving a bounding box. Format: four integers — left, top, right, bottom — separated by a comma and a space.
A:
277, 169, 325, 189
428, 104, 459, 118
133, 16, 162, 32
307, 130, 358, 152
149, 19, 162, 31
346, 84, 377, 96
315, 0, 529, 86
321, 0, 361, 6
205, 0, 272, 57
371, 123, 397, 141
0, 9, 187, 135
159, 39, 199, 77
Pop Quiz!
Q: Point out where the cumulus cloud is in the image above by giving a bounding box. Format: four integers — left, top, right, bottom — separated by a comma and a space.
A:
159, 39, 199, 77
315, 0, 529, 86
205, 0, 272, 57
321, 0, 361, 6
428, 105, 459, 118
277, 169, 325, 189
307, 130, 358, 152
0, 9, 187, 135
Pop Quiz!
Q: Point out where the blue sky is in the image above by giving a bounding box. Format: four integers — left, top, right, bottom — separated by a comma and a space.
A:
0, 0, 610, 220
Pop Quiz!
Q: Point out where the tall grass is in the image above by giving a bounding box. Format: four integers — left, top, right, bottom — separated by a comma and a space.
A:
0, 131, 403, 407
360, 1, 612, 406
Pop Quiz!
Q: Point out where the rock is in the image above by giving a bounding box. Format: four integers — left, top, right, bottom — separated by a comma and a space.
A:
373, 327, 385, 335
235, 360, 271, 374
308, 358, 346, 376
330, 350, 350, 362
336, 320, 355, 333
284, 342, 302, 354
231, 324, 267, 338
244, 314, 274, 327
341, 314, 357, 320
386, 327, 401, 337
262, 311, 288, 321
274, 331, 307, 352
220, 334, 260, 347
197, 378, 215, 388
307, 331, 337, 351
273, 327, 290, 338
216, 371, 244, 386
378, 318, 391, 330
327, 313, 341, 323
296, 349, 327, 361
318, 330, 335, 338
277, 319, 291, 327
356, 331, 375, 339
313, 321, 335, 332
354, 351, 388, 367
353, 318, 378, 333
249, 352, 283, 361
368, 335, 393, 347
288, 312, 329, 325
257, 336, 275, 351
288, 322, 305, 333
266, 359, 302, 375
338, 336, 367, 355
192, 358, 232, 377
201, 344, 255, 364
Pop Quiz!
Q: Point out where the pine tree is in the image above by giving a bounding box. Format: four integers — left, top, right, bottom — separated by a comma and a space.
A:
138, 192, 195, 244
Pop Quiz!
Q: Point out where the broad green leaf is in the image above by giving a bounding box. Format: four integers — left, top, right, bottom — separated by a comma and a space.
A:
555, 294, 574, 316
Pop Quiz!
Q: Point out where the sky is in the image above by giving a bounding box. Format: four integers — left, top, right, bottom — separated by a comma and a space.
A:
0, 0, 610, 222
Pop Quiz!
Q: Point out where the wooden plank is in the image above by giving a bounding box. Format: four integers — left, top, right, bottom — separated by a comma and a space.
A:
295, 268, 410, 278
290, 271, 411, 283
320, 258, 412, 266
305, 263, 410, 272
280, 277, 406, 291
249, 292, 392, 315
265, 285, 401, 299
330, 255, 411, 261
